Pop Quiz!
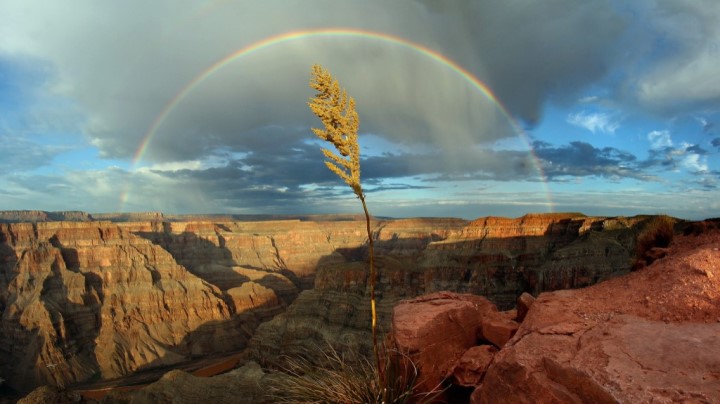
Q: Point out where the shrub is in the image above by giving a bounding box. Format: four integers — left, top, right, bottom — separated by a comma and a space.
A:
266, 342, 440, 404
683, 218, 720, 236
632, 215, 675, 270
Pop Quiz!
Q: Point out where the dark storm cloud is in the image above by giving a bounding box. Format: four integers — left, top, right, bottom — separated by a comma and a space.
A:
532, 141, 647, 180
151, 142, 540, 197
0, 0, 630, 165
685, 144, 707, 155
418, 0, 626, 125
712, 138, 720, 149
3, 0, 719, 163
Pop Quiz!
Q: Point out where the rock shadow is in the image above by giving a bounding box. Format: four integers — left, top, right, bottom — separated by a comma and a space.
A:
311, 216, 639, 310
68, 296, 283, 394
0, 231, 17, 314
0, 236, 103, 393
133, 229, 250, 291
41, 238, 103, 388
133, 227, 305, 312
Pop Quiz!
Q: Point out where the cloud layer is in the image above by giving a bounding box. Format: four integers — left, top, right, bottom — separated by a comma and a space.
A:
0, 0, 628, 163
1, 0, 719, 218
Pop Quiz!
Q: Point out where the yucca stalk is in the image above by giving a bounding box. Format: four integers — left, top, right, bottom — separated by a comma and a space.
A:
308, 64, 380, 377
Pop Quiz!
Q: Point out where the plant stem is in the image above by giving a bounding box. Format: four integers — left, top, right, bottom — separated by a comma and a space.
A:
359, 194, 380, 380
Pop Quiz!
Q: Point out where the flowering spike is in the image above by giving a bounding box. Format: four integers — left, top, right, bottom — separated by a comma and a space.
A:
308, 64, 380, 379
308, 65, 362, 198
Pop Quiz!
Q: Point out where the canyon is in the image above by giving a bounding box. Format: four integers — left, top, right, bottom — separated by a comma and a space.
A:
0, 211, 651, 399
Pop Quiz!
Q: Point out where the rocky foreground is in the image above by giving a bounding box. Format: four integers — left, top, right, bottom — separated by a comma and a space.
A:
0, 212, 686, 401
392, 219, 720, 402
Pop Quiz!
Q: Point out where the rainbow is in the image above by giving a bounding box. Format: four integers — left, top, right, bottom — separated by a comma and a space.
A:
124, 28, 553, 211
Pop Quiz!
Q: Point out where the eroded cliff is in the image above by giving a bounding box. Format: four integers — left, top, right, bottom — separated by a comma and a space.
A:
0, 222, 235, 392
0, 218, 387, 393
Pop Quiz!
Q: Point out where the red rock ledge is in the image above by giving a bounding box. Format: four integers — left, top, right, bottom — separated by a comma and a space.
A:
393, 224, 720, 403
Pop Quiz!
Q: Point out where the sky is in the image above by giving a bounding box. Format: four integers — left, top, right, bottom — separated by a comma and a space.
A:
1, 0, 719, 220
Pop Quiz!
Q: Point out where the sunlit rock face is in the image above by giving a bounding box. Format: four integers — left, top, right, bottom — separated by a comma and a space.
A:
0, 218, 375, 392
0, 217, 461, 392
0, 222, 234, 392
0, 213, 647, 394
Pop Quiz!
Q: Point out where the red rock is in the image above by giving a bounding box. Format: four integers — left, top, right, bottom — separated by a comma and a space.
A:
480, 317, 519, 348
477, 228, 720, 403
500, 309, 517, 321
392, 292, 499, 394
469, 385, 483, 404
516, 292, 535, 323
450, 345, 497, 387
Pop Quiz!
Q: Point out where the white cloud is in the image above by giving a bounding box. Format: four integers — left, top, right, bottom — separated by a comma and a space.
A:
647, 130, 673, 149
141, 161, 205, 172
578, 96, 599, 103
681, 153, 708, 173
567, 111, 619, 134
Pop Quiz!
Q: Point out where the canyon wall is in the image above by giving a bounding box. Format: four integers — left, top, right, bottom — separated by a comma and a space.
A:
0, 218, 382, 392
0, 213, 648, 394
247, 213, 644, 367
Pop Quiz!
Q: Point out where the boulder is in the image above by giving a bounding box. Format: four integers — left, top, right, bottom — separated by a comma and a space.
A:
392, 292, 499, 394
480, 317, 519, 348
516, 292, 535, 322
450, 345, 498, 387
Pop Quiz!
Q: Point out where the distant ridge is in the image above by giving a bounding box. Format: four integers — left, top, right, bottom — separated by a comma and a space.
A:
0, 210, 378, 223
0, 210, 93, 223
0, 210, 598, 224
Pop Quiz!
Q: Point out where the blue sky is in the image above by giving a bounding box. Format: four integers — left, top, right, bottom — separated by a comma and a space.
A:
1, 0, 719, 220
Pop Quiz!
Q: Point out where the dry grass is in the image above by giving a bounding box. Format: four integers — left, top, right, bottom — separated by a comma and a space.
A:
266, 343, 441, 404
632, 215, 675, 271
